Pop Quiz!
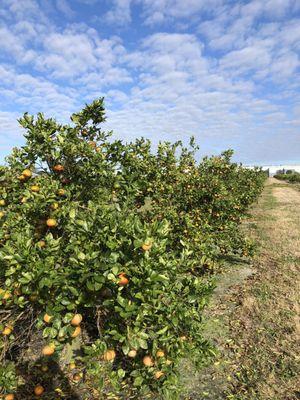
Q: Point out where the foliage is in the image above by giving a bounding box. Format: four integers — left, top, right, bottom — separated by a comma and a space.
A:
0, 98, 266, 398
274, 172, 300, 184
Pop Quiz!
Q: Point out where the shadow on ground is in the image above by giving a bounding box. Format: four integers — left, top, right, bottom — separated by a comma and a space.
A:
14, 358, 81, 400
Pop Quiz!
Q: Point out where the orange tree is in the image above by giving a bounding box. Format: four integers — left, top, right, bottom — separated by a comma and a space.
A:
0, 98, 265, 399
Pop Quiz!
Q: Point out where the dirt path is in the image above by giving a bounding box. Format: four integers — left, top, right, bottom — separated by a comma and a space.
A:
182, 178, 300, 400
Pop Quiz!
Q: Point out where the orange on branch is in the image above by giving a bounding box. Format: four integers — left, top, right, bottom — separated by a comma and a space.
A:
43, 313, 52, 323
42, 344, 55, 356
34, 385, 44, 396
53, 164, 64, 172
31, 185, 40, 192
71, 326, 81, 338
143, 356, 154, 367
103, 349, 116, 361
46, 218, 57, 228
22, 169, 32, 178
71, 314, 82, 326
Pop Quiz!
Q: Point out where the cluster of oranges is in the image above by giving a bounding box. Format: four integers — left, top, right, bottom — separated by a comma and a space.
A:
42, 313, 83, 354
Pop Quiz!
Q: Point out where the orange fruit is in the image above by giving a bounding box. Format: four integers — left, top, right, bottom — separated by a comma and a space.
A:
34, 385, 44, 396
72, 373, 81, 382
53, 164, 64, 172
141, 241, 152, 251
18, 174, 26, 181
5, 394, 15, 400
43, 313, 52, 323
69, 362, 76, 370
57, 189, 65, 196
156, 350, 165, 358
71, 326, 81, 338
128, 349, 137, 358
22, 169, 32, 178
3, 291, 12, 300
51, 202, 59, 210
31, 185, 40, 192
118, 274, 129, 286
89, 141, 97, 148
180, 335, 187, 341
71, 314, 82, 326
38, 240, 46, 248
0, 200, 6, 206
154, 371, 164, 379
42, 344, 55, 356
103, 349, 116, 361
143, 356, 154, 367
3, 326, 13, 336
46, 219, 57, 228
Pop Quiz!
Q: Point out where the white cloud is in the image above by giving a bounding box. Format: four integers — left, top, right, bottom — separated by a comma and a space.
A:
0, 0, 299, 165
55, 0, 76, 18
104, 0, 132, 25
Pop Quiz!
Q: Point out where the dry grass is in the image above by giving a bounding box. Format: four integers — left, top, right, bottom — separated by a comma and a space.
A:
226, 179, 300, 400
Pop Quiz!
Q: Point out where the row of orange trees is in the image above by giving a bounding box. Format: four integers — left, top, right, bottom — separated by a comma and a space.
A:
0, 98, 266, 399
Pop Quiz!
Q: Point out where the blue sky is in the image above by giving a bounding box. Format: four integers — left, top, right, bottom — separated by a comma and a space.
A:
0, 0, 299, 165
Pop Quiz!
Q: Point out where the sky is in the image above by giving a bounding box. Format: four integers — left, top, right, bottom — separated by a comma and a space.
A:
0, 0, 299, 165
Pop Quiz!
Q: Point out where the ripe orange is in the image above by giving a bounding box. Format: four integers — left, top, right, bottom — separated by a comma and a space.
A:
141, 241, 152, 251
71, 314, 82, 326
57, 189, 65, 196
31, 185, 40, 192
71, 326, 81, 338
5, 394, 15, 400
38, 240, 46, 248
118, 274, 129, 286
34, 385, 44, 396
18, 174, 26, 181
51, 202, 59, 210
156, 350, 165, 358
154, 371, 164, 379
42, 344, 55, 356
3, 326, 13, 336
69, 362, 76, 370
128, 349, 137, 358
22, 169, 32, 178
89, 141, 97, 148
143, 356, 154, 367
0, 200, 6, 206
53, 164, 64, 172
2, 291, 12, 300
43, 313, 52, 323
103, 349, 116, 361
46, 218, 57, 228
72, 373, 81, 382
